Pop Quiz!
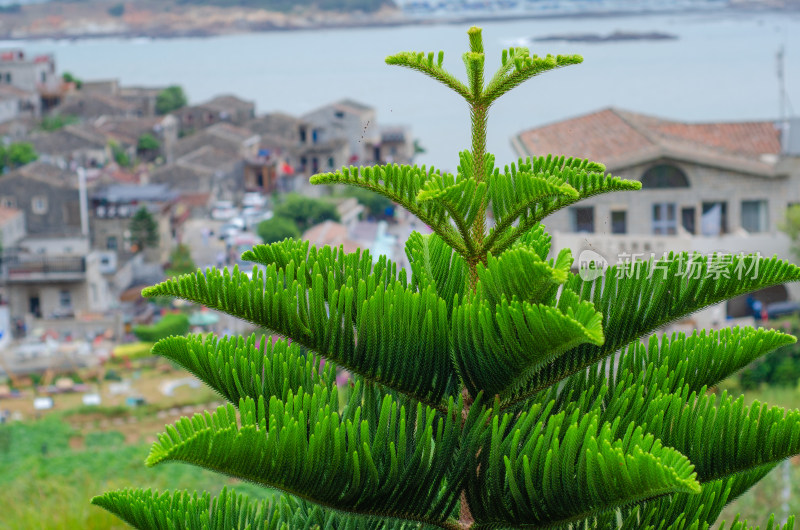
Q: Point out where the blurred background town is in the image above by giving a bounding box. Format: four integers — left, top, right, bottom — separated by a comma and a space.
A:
0, 0, 800, 527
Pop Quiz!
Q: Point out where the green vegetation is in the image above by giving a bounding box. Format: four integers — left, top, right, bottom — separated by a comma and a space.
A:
342, 187, 393, 219
109, 140, 131, 167
136, 133, 161, 156
0, 142, 38, 172
133, 314, 190, 343
273, 193, 339, 231
256, 216, 300, 244
62, 71, 83, 89
40, 114, 80, 131
165, 244, 196, 278
128, 207, 159, 252
781, 204, 800, 262
175, 0, 389, 12
0, 416, 272, 529
739, 317, 800, 390
155, 86, 188, 116
93, 27, 800, 529
112, 342, 156, 361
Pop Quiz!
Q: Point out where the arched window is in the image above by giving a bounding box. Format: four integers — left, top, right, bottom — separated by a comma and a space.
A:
641, 164, 690, 189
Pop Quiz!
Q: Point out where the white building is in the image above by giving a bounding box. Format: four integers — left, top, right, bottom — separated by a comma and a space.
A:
513, 108, 800, 322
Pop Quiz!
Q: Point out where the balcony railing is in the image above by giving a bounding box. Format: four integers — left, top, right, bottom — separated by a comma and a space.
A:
4, 256, 86, 282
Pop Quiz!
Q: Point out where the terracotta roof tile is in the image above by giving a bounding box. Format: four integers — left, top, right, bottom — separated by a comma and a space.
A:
515, 108, 782, 172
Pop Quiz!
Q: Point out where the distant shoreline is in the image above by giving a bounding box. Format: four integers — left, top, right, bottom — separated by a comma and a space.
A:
0, 5, 797, 43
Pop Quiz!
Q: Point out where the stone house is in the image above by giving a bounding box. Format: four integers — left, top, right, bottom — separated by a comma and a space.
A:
172, 95, 256, 135
29, 124, 112, 168
201, 95, 256, 125
93, 114, 179, 163
0, 85, 40, 123
365, 126, 415, 165
150, 145, 244, 200
172, 122, 259, 160
0, 162, 113, 320
0, 162, 84, 237
54, 92, 140, 119
0, 50, 59, 94
244, 112, 350, 189
118, 86, 167, 117
512, 108, 800, 318
302, 99, 378, 165
89, 183, 177, 264
0, 206, 25, 250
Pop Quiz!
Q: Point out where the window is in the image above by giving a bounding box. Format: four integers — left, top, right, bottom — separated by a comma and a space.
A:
1, 196, 16, 208
334, 110, 345, 119
701, 201, 728, 236
59, 290, 72, 309
328, 157, 335, 169
610, 210, 627, 234
571, 207, 594, 233
641, 164, 690, 188
40, 71, 46, 83
4, 73, 10, 83
652, 203, 677, 235
312, 129, 319, 143
31, 196, 48, 215
107, 236, 118, 250
741, 200, 768, 233
681, 207, 696, 234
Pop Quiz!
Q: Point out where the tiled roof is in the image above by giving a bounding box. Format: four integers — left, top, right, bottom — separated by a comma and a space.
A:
302, 220, 360, 254
514, 108, 783, 175
29, 125, 107, 156
94, 116, 162, 146
202, 94, 256, 112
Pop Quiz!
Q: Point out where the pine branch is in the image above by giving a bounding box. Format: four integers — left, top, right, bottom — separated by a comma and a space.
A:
386, 51, 471, 101
483, 156, 638, 255
609, 387, 800, 484
151, 333, 336, 408
405, 232, 470, 314
467, 407, 699, 528
505, 252, 800, 410
92, 487, 435, 530
145, 392, 489, 530
142, 264, 459, 410
242, 239, 403, 323
620, 464, 777, 530
452, 287, 604, 398
484, 53, 583, 103
310, 164, 467, 255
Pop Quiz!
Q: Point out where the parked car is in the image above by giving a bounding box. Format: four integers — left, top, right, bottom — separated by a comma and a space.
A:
211, 200, 238, 221
242, 192, 267, 209
228, 217, 246, 230
241, 208, 272, 230
218, 223, 241, 241
766, 301, 800, 319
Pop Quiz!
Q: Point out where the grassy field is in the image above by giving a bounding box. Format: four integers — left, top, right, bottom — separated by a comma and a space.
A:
2, 364, 800, 528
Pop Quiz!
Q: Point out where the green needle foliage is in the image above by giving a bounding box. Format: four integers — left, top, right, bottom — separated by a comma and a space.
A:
94, 28, 800, 529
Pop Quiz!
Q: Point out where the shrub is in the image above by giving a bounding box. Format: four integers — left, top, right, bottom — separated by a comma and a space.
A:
256, 216, 300, 244
132, 314, 189, 343
273, 194, 339, 231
